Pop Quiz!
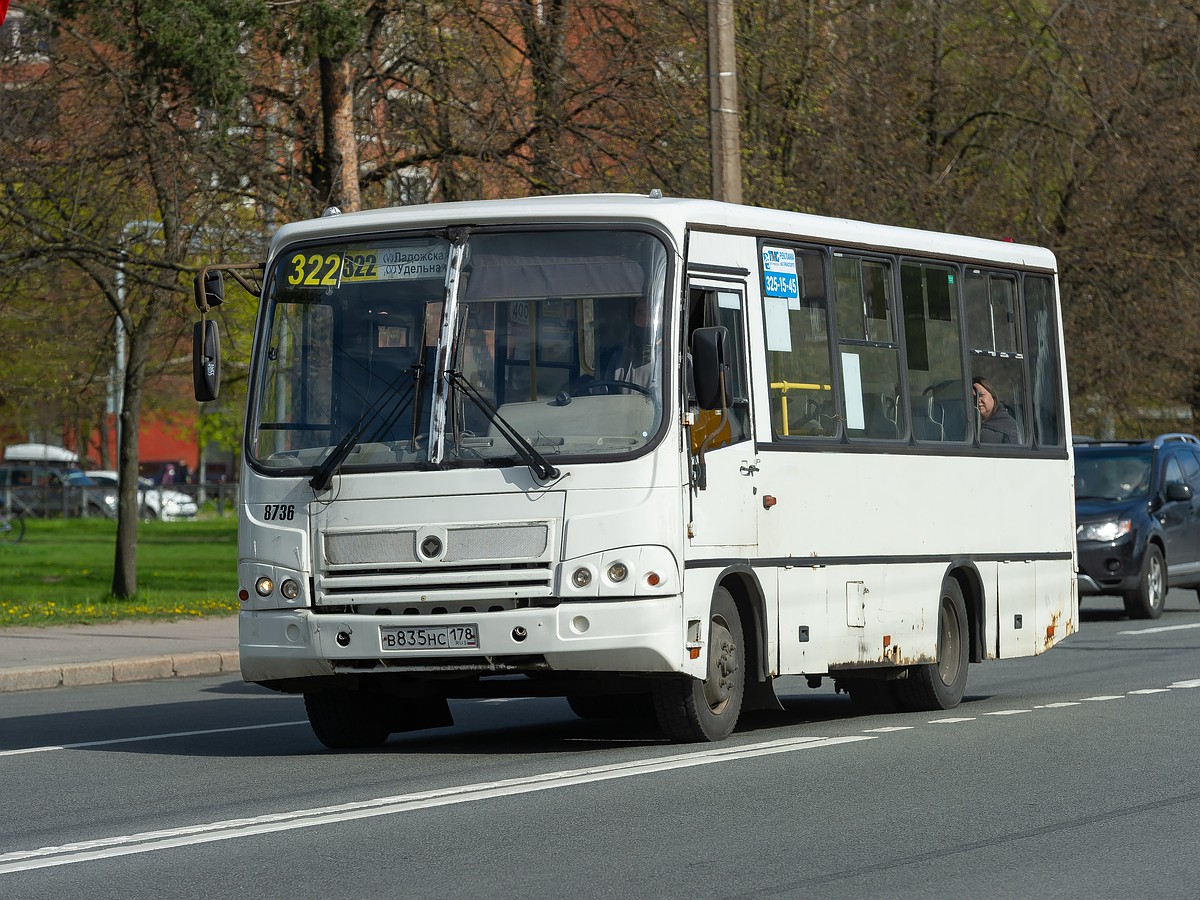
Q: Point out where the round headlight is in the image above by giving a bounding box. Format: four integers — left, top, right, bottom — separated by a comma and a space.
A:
254, 576, 275, 597
571, 567, 592, 588
280, 578, 300, 600
607, 562, 628, 583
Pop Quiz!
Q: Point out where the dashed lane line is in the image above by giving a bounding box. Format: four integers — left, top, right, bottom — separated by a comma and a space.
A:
0, 721, 309, 757
1119, 622, 1200, 636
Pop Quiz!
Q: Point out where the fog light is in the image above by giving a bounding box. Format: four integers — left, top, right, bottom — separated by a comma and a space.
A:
255, 576, 274, 597
280, 578, 300, 600
572, 567, 592, 588
607, 562, 628, 583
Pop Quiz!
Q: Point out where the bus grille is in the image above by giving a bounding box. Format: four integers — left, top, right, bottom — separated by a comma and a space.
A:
324, 523, 549, 566
316, 521, 554, 606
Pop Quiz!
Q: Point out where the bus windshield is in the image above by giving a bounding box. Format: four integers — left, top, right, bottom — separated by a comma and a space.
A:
249, 229, 669, 475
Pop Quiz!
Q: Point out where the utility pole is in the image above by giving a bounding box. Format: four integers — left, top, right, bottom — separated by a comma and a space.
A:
707, 0, 742, 204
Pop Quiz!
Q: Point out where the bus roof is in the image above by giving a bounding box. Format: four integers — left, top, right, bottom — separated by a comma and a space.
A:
268, 193, 1058, 273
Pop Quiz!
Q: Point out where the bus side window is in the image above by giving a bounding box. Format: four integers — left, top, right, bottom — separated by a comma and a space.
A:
687, 286, 750, 451
764, 247, 837, 439
833, 255, 906, 441
965, 271, 1028, 446
1024, 275, 1065, 448
901, 261, 968, 443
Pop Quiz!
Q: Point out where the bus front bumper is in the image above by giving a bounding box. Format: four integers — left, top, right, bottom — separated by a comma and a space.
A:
238, 596, 688, 685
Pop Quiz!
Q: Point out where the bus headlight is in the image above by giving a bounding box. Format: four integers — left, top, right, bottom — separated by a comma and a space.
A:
560, 546, 677, 598
280, 578, 301, 600
255, 576, 275, 597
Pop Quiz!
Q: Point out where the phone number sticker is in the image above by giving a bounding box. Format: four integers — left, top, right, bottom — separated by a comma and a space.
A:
761, 246, 800, 301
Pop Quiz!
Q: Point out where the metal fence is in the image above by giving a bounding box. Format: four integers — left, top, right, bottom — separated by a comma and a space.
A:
1, 482, 239, 520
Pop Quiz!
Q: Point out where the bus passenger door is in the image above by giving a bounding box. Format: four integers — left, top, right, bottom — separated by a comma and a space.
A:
687, 282, 758, 548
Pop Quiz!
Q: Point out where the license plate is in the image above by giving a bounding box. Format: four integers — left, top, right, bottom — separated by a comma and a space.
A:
380, 623, 479, 651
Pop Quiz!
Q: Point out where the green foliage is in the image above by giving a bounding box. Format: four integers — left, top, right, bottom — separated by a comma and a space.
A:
0, 517, 239, 625
290, 0, 364, 60
52, 0, 268, 113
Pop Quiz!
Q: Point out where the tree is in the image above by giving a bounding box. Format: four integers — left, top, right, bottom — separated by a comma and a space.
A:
0, 0, 269, 596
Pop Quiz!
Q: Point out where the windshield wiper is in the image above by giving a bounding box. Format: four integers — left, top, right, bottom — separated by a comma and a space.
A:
447, 371, 560, 482
309, 369, 418, 492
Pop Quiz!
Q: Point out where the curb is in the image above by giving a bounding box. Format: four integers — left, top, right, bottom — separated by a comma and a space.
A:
0, 650, 240, 694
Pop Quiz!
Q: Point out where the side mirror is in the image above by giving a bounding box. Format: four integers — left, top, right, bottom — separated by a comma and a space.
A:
194, 269, 225, 312
691, 326, 732, 411
1165, 481, 1192, 502
193, 319, 221, 402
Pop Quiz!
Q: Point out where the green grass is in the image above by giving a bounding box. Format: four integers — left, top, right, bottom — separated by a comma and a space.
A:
0, 517, 239, 627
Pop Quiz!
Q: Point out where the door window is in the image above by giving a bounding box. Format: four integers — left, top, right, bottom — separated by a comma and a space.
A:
688, 285, 751, 449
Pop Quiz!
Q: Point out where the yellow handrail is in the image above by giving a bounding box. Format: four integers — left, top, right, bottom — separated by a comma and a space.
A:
769, 381, 832, 436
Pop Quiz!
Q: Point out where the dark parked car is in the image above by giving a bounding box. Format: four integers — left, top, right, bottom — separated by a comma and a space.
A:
1075, 433, 1200, 618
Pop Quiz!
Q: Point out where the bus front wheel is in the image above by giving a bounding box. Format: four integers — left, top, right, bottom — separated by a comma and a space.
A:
652, 588, 745, 742
895, 578, 970, 712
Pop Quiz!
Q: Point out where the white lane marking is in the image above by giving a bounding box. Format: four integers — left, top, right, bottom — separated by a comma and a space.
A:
0, 733, 875, 874
1035, 702, 1081, 708
862, 726, 913, 733
1081, 695, 1125, 701
0, 721, 308, 757
1168, 679, 1200, 689
1120, 622, 1200, 635
984, 709, 1029, 716
929, 717, 976, 724
1128, 688, 1171, 695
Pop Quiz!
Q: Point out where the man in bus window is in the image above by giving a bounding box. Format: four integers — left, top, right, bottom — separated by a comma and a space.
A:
973, 376, 1020, 444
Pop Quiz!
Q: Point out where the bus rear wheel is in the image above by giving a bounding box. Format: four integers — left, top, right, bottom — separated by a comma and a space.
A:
895, 578, 969, 712
304, 689, 391, 749
652, 588, 745, 742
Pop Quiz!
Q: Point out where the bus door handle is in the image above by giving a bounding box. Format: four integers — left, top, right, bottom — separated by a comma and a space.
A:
740, 463, 759, 476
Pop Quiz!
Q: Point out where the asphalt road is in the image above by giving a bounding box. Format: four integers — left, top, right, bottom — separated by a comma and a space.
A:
2, 592, 1199, 899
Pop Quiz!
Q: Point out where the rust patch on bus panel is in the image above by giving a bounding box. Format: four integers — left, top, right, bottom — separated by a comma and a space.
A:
828, 648, 936, 671
1044, 610, 1072, 651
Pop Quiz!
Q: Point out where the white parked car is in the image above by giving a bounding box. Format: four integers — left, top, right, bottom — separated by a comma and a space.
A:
85, 470, 199, 521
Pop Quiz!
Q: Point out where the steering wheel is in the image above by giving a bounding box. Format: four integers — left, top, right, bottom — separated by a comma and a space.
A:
572, 380, 653, 398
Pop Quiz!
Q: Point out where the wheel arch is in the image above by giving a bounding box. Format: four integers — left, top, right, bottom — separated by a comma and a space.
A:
946, 559, 985, 664
711, 564, 769, 685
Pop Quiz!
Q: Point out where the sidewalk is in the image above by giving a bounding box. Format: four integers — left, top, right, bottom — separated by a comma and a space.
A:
0, 616, 240, 693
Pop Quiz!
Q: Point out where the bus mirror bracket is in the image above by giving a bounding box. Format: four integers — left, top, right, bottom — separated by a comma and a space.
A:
691, 325, 732, 411
193, 262, 264, 312
190, 262, 264, 402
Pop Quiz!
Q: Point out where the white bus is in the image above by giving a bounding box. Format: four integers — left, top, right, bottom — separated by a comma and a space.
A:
193, 193, 1076, 747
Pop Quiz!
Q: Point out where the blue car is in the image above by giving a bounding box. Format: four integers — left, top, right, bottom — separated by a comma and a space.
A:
1075, 433, 1200, 618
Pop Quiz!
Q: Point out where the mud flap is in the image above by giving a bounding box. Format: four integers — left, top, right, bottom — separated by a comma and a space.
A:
742, 677, 783, 712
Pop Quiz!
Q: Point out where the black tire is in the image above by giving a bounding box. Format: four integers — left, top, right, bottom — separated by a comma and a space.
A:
1123, 544, 1165, 619
567, 692, 655, 721
304, 689, 391, 749
894, 577, 970, 712
652, 587, 745, 742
